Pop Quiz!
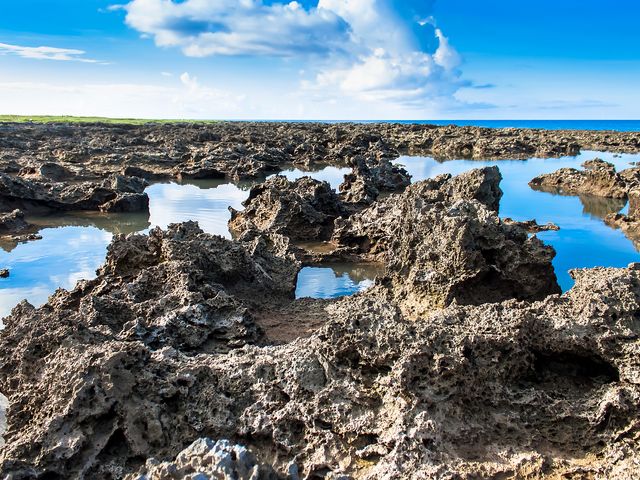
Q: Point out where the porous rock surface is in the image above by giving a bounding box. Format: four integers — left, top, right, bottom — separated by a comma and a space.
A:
1, 249, 639, 478
125, 438, 279, 480
338, 156, 411, 206
229, 176, 345, 242
333, 167, 559, 315
0, 173, 149, 214
529, 158, 631, 198
1, 122, 639, 185
0, 209, 30, 236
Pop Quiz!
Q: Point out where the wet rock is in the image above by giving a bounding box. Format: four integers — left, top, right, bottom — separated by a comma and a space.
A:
229, 176, 345, 242
605, 189, 640, 244
1, 122, 639, 187
125, 438, 279, 480
333, 168, 557, 315
0, 209, 30, 235
502, 217, 560, 233
0, 173, 149, 213
529, 158, 628, 198
0, 269, 9, 278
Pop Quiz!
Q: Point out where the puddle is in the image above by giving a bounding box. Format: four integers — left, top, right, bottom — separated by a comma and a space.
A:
295, 263, 383, 299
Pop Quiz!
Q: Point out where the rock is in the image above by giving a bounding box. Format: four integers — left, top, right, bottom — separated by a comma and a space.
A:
1, 257, 639, 479
0, 173, 149, 213
333, 168, 557, 315
1, 122, 639, 187
125, 439, 279, 480
19, 162, 74, 181
0, 209, 30, 235
502, 217, 560, 233
229, 176, 345, 242
100, 193, 150, 213
529, 158, 628, 198
338, 156, 411, 206
605, 189, 640, 245
0, 269, 9, 278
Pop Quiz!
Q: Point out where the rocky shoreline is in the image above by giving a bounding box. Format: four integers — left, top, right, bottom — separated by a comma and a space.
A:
1, 122, 640, 479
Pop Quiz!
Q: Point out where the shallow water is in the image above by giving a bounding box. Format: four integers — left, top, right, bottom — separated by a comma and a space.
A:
295, 263, 383, 299
2, 153, 640, 317
0, 167, 353, 318
395, 150, 640, 291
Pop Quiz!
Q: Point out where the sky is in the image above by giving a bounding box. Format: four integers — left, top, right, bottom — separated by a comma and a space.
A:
0, 0, 639, 120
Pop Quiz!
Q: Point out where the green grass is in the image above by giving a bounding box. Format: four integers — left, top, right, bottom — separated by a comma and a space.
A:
0, 115, 220, 125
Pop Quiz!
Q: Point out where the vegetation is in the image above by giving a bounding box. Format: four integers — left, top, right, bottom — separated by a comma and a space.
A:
0, 115, 220, 125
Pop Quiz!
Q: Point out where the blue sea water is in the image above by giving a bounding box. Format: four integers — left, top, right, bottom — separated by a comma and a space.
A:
268, 120, 640, 132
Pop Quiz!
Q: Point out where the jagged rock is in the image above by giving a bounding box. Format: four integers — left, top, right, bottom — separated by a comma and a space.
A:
19, 162, 74, 181
333, 168, 557, 315
0, 268, 9, 278
1, 122, 639, 186
229, 176, 345, 242
0, 209, 30, 235
529, 158, 628, 198
339, 156, 411, 205
0, 173, 149, 213
502, 217, 560, 233
1, 258, 638, 479
125, 439, 279, 480
605, 189, 640, 245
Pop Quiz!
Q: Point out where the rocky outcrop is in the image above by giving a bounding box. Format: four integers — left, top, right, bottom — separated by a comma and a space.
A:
605, 189, 640, 244
1, 252, 638, 478
1, 122, 639, 187
529, 158, 629, 198
0, 173, 150, 213
0, 209, 30, 235
0, 268, 8, 278
332, 167, 558, 315
229, 176, 345, 242
339, 156, 411, 205
502, 217, 560, 233
125, 439, 279, 480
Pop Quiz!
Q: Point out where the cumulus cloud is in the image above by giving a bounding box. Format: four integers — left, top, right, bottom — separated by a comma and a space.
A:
118, 0, 351, 57
116, 0, 466, 108
0, 42, 99, 62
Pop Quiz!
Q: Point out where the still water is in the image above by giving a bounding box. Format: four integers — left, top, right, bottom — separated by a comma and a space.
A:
1, 153, 639, 317
0, 166, 358, 317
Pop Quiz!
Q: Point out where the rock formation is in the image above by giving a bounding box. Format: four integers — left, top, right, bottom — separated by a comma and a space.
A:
0, 209, 31, 236
529, 159, 628, 198
229, 176, 345, 242
333, 167, 558, 315
125, 439, 279, 480
0, 173, 149, 214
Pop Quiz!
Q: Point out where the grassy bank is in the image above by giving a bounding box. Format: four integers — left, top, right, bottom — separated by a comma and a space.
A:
0, 115, 219, 125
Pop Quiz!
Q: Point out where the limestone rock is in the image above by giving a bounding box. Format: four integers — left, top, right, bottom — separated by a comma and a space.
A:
229, 176, 344, 242
529, 158, 628, 198
125, 439, 279, 480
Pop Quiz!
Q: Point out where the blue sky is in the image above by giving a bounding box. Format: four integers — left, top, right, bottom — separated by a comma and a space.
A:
0, 0, 638, 119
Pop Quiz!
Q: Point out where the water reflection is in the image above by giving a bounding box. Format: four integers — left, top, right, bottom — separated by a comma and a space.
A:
273, 165, 351, 190
0, 166, 353, 317
295, 263, 383, 299
394, 150, 640, 291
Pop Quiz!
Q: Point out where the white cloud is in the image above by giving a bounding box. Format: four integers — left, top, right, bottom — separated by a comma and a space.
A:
117, 0, 466, 109
120, 0, 351, 57
0, 42, 100, 63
